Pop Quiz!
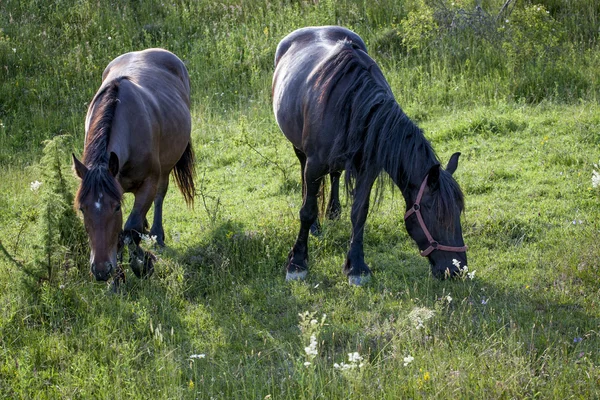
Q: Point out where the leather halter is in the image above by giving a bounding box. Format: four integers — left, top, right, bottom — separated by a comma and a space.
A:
404, 174, 468, 257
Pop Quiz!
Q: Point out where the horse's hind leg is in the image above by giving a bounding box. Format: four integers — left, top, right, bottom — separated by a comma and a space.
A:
287, 158, 324, 281
326, 171, 341, 220
149, 173, 169, 247
293, 146, 321, 236
344, 171, 377, 285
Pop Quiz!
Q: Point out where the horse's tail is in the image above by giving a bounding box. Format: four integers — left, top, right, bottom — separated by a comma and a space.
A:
173, 141, 196, 206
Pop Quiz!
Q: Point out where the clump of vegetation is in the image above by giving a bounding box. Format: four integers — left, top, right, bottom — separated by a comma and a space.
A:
30, 135, 87, 283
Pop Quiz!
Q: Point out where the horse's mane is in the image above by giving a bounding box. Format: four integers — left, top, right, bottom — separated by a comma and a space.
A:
75, 78, 126, 207
314, 41, 463, 226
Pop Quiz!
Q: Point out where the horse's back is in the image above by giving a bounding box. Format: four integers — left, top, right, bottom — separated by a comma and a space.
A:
273, 26, 371, 151
100, 48, 190, 108
86, 48, 192, 188
274, 26, 366, 66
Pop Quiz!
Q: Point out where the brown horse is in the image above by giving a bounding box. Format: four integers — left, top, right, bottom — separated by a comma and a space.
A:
273, 27, 467, 285
73, 48, 195, 281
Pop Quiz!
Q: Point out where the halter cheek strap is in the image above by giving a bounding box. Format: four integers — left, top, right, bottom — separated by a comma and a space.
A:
404, 174, 468, 257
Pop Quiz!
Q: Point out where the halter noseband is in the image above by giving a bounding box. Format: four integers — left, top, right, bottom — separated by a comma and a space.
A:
404, 174, 468, 257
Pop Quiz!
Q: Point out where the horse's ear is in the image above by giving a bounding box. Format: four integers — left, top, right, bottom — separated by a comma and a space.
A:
72, 154, 88, 180
427, 163, 441, 189
446, 152, 461, 175
108, 152, 119, 177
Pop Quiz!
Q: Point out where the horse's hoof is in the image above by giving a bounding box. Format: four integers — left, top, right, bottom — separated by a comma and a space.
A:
348, 274, 371, 286
286, 270, 308, 281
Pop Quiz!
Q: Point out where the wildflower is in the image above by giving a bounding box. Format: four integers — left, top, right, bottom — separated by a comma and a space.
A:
304, 334, 318, 357
189, 354, 206, 359
573, 337, 583, 343
409, 307, 435, 330
467, 270, 476, 280
30, 180, 42, 191
141, 234, 157, 245
452, 259, 461, 268
188, 380, 194, 389
592, 164, 600, 188
446, 294, 453, 304
334, 351, 365, 371
348, 352, 363, 364
481, 298, 488, 305
403, 355, 414, 366
423, 371, 431, 382
304, 361, 312, 367
415, 317, 424, 329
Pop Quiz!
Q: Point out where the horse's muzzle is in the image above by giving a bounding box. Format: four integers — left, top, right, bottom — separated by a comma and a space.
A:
92, 262, 113, 281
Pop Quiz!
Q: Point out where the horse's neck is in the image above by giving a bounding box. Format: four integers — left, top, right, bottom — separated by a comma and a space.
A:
388, 141, 437, 205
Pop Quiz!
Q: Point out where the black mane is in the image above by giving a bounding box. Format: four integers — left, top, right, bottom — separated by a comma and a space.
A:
314, 41, 463, 225
76, 78, 125, 207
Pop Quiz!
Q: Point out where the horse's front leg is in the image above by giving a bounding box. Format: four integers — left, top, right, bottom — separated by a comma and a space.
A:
286, 159, 324, 281
343, 172, 377, 286
124, 179, 157, 278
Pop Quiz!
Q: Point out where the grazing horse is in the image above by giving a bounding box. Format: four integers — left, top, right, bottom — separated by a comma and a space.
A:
272, 26, 467, 285
73, 48, 195, 281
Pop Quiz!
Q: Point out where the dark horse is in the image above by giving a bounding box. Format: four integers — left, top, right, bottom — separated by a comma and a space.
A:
73, 48, 195, 281
273, 26, 467, 285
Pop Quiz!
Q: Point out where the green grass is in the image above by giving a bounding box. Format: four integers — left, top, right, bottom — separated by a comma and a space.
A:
1, 0, 600, 398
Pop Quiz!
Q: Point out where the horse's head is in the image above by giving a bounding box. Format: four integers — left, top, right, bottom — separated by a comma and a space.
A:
404, 152, 467, 278
73, 152, 123, 281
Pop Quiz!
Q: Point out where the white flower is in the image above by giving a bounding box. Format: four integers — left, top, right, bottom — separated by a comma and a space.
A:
452, 259, 461, 268
467, 270, 476, 280
446, 294, 453, 303
304, 334, 318, 357
348, 352, 363, 363
141, 234, 157, 245
303, 361, 311, 367
592, 167, 600, 188
310, 319, 318, 325
334, 351, 366, 371
481, 298, 488, 305
30, 180, 42, 191
189, 354, 206, 359
403, 355, 414, 366
416, 317, 424, 329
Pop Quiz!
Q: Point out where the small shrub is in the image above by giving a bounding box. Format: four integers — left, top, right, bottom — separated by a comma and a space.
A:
32, 135, 87, 282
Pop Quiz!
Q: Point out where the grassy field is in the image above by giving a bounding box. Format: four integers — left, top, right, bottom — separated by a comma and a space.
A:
1, 0, 599, 398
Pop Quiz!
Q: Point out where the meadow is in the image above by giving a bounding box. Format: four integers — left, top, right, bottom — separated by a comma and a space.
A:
1, 0, 599, 398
